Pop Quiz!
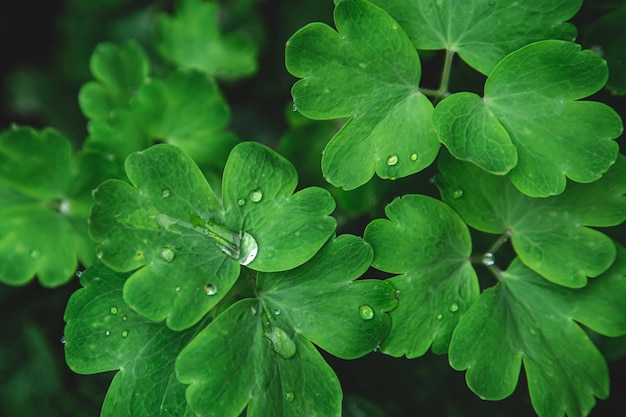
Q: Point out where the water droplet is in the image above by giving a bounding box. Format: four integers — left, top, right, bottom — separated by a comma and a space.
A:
121, 330, 129, 338
274, 309, 281, 316
237, 198, 245, 206
250, 190, 263, 203
410, 153, 418, 161
60, 336, 66, 345
239, 232, 258, 266
450, 303, 459, 312
451, 189, 464, 199
122, 315, 128, 321
96, 250, 104, 260
110, 306, 118, 315
59, 199, 71, 214
395, 290, 401, 299
204, 284, 218, 296
76, 270, 83, 278
436, 313, 443, 320
482, 252, 495, 266
30, 249, 40, 258
386, 154, 399, 166
285, 391, 295, 402
266, 327, 296, 359
105, 330, 111, 337
160, 189, 170, 198
251, 306, 257, 315
160, 247, 175, 263
175, 286, 181, 292
359, 305, 374, 320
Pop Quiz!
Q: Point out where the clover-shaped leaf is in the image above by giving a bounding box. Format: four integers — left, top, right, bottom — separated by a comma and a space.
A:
364, 194, 479, 357
0, 127, 116, 286
63, 263, 195, 417
368, 0, 581, 75
89, 142, 335, 329
434, 40, 623, 196
436, 152, 626, 288
155, 0, 258, 80
176, 235, 397, 417
449, 249, 626, 417
286, 0, 439, 190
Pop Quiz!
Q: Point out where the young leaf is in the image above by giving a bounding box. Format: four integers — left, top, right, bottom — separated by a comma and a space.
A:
286, 0, 439, 190
434, 40, 622, 197
436, 152, 626, 288
364, 195, 479, 357
258, 234, 398, 359
89, 142, 335, 329
449, 249, 626, 417
368, 0, 581, 74
155, 0, 258, 80
63, 263, 195, 417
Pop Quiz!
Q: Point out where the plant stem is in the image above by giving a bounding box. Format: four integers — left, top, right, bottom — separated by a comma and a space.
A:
419, 49, 455, 102
487, 229, 513, 255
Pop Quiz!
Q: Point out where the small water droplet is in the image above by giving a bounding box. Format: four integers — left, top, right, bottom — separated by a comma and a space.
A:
250, 190, 263, 203
175, 286, 181, 292
410, 153, 418, 161
292, 103, 297, 111
160, 189, 170, 197
274, 309, 281, 316
450, 303, 459, 312
122, 315, 128, 321
359, 305, 374, 320
59, 199, 71, 214
204, 284, 218, 296
237, 198, 245, 206
266, 327, 296, 359
105, 330, 111, 337
482, 252, 495, 266
60, 336, 66, 345
386, 154, 399, 166
110, 306, 118, 315
285, 391, 295, 402
451, 189, 464, 199
251, 306, 257, 315
96, 250, 103, 260
30, 249, 40, 258
436, 313, 443, 320
239, 232, 258, 266
160, 247, 175, 263
76, 270, 83, 278
121, 330, 129, 338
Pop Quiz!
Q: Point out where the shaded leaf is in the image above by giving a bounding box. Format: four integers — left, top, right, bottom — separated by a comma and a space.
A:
586, 4, 626, 94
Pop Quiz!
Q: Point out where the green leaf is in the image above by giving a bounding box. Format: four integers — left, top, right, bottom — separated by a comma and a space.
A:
79, 41, 150, 121
586, 5, 626, 94
436, 152, 626, 287
258, 234, 398, 359
364, 194, 479, 357
63, 263, 195, 417
0, 127, 114, 286
89, 142, 335, 329
286, 0, 439, 190
449, 249, 626, 417
155, 0, 258, 80
434, 40, 622, 196
368, 0, 581, 74
130, 69, 239, 169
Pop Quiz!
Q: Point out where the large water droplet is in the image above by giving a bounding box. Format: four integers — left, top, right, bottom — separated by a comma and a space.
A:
250, 190, 263, 203
266, 327, 296, 359
160, 247, 175, 263
110, 306, 118, 315
121, 330, 129, 338
160, 189, 171, 198
450, 303, 459, 313
285, 391, 295, 402
359, 305, 374, 320
451, 189, 464, 199
482, 252, 495, 266
239, 232, 258, 266
386, 154, 399, 166
204, 284, 218, 296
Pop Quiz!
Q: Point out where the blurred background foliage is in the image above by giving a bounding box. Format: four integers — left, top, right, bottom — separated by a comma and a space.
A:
0, 0, 625, 416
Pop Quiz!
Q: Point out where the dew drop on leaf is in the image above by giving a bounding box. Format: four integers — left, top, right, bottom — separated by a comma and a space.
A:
482, 252, 496, 266
274, 309, 281, 316
285, 391, 295, 402
204, 284, 218, 296
105, 330, 111, 337
175, 286, 181, 292
160, 247, 175, 263
237, 198, 245, 206
75, 270, 83, 278
450, 303, 459, 313
110, 306, 118, 315
451, 189, 464, 199
250, 190, 263, 202
121, 330, 129, 338
239, 232, 258, 266
292, 103, 297, 111
266, 327, 296, 359
410, 153, 418, 161
96, 250, 104, 260
386, 154, 399, 166
436, 313, 443, 320
359, 305, 374, 320
160, 189, 171, 198
122, 315, 128, 322
60, 336, 66, 345
30, 249, 40, 258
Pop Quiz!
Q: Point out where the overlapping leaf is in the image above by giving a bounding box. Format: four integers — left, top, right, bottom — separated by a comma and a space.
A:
176, 235, 398, 417
0, 127, 116, 286
63, 263, 195, 417
364, 194, 479, 357
286, 0, 439, 190
449, 249, 626, 417
155, 0, 258, 80
368, 0, 581, 74
436, 152, 626, 288
434, 40, 623, 197
89, 142, 336, 330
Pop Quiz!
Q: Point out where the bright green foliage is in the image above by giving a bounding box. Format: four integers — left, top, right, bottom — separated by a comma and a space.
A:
64, 263, 195, 417
364, 194, 479, 357
89, 142, 335, 329
0, 127, 115, 286
449, 250, 626, 417
436, 152, 626, 288
434, 40, 622, 197
286, 0, 439, 190
367, 0, 581, 74
587, 4, 626, 95
176, 235, 397, 417
155, 0, 258, 80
